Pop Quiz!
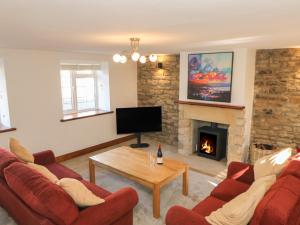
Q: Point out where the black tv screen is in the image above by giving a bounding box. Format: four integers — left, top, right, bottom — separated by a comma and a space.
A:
116, 106, 162, 134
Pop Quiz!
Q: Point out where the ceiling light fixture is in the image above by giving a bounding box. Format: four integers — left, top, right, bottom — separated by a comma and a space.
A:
120, 55, 127, 64
113, 53, 121, 63
113, 37, 157, 64
149, 54, 158, 62
131, 52, 140, 62
139, 56, 147, 64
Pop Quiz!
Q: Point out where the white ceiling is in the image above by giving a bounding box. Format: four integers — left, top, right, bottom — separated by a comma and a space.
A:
0, 0, 300, 54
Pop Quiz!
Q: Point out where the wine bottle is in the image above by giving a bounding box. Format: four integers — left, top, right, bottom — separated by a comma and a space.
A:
156, 144, 163, 164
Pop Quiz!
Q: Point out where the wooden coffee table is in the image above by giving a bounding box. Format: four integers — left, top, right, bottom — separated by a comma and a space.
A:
89, 146, 189, 218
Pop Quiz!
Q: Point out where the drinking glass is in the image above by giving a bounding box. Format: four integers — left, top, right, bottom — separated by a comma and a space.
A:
148, 152, 156, 168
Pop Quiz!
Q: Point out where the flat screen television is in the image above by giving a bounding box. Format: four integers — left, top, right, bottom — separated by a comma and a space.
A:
116, 106, 162, 148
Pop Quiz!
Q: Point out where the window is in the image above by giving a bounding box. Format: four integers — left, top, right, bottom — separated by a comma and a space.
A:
60, 63, 110, 115
0, 59, 13, 130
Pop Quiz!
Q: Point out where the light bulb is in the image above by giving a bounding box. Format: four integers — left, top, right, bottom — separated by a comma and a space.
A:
149, 54, 158, 62
113, 54, 121, 63
131, 52, 140, 62
120, 55, 127, 64
139, 56, 146, 64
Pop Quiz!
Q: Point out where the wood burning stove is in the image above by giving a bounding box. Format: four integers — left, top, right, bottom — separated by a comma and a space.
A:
197, 124, 227, 161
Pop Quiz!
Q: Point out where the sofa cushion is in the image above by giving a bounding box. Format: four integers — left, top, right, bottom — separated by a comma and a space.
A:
206, 175, 276, 225
279, 158, 300, 179
57, 178, 105, 207
192, 196, 226, 217
9, 138, 34, 163
4, 162, 79, 225
286, 201, 300, 225
210, 178, 250, 202
0, 179, 55, 225
0, 148, 19, 178
72, 187, 138, 225
250, 175, 300, 225
81, 179, 111, 198
27, 163, 59, 183
44, 163, 82, 180
227, 162, 254, 185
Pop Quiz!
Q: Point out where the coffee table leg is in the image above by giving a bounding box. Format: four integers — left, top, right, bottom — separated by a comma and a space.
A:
89, 159, 95, 184
183, 167, 189, 196
153, 184, 160, 218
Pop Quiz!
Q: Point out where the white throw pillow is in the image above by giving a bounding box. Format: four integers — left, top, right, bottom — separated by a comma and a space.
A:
254, 147, 292, 180
206, 175, 276, 225
27, 163, 59, 183
57, 178, 105, 207
9, 138, 34, 163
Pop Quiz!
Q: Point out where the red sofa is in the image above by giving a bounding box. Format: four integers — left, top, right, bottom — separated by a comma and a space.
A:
166, 154, 300, 225
0, 147, 138, 225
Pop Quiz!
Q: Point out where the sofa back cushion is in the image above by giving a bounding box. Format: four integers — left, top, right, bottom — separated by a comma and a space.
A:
0, 147, 19, 178
250, 175, 300, 225
279, 153, 300, 179
254, 148, 292, 180
4, 162, 79, 225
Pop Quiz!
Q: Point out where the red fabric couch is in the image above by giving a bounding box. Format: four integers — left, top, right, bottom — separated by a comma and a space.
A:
0, 147, 138, 225
166, 155, 300, 225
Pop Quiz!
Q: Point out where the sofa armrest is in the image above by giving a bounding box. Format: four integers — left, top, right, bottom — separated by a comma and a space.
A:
33, 150, 56, 165
72, 187, 138, 225
166, 206, 210, 225
227, 161, 254, 185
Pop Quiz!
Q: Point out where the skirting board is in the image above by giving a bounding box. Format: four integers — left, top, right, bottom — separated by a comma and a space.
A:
56, 134, 135, 162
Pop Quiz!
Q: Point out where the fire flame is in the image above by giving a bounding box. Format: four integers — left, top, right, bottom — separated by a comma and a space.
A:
201, 140, 214, 154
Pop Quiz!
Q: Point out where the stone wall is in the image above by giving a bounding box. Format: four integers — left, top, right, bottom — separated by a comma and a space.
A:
137, 55, 179, 146
251, 48, 300, 149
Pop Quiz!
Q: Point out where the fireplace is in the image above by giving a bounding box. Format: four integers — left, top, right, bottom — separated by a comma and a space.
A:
197, 124, 227, 161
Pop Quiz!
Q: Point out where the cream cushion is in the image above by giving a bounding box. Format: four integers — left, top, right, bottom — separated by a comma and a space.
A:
27, 163, 59, 183
57, 178, 105, 207
206, 175, 276, 225
9, 138, 34, 163
254, 147, 292, 180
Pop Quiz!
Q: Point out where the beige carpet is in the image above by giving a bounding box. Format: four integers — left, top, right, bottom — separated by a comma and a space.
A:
0, 209, 15, 225
90, 169, 219, 225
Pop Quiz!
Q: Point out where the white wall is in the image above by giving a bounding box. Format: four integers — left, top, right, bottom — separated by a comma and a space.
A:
179, 48, 256, 153
0, 48, 137, 156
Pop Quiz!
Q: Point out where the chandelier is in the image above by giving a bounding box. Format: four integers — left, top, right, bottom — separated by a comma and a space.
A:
113, 37, 158, 64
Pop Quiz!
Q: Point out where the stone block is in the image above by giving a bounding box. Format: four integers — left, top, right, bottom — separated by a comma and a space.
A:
252, 48, 300, 149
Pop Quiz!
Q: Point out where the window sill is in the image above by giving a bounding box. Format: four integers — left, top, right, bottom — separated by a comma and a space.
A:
0, 124, 17, 134
60, 110, 114, 122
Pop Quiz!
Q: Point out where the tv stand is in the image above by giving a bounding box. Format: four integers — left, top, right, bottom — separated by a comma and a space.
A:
130, 133, 149, 148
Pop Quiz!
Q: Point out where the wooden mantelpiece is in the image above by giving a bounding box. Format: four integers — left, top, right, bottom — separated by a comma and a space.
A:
175, 100, 245, 110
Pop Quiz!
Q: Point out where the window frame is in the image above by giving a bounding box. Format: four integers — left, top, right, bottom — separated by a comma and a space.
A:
0, 59, 15, 132
61, 69, 100, 115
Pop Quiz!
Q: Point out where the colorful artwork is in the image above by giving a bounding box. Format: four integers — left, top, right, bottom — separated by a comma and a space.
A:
188, 52, 234, 102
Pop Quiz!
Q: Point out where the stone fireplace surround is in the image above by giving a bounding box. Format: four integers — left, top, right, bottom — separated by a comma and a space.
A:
137, 49, 256, 164
178, 101, 247, 164
178, 49, 256, 165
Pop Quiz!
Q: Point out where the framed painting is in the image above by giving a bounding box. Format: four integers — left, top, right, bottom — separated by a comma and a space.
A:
187, 52, 234, 103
